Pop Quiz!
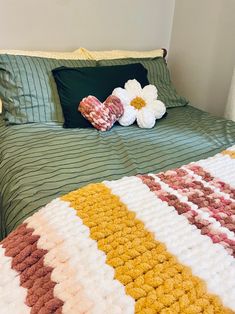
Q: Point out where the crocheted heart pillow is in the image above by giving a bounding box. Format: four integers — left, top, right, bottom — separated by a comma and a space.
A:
79, 95, 124, 131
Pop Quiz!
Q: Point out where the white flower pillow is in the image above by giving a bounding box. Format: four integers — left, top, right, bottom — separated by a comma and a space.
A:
112, 79, 166, 128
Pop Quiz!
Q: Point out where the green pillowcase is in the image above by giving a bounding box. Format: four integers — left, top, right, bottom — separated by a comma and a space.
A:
98, 57, 188, 108
52, 63, 149, 128
0, 54, 96, 124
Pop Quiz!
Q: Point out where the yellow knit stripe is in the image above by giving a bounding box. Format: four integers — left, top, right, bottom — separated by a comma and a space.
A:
61, 183, 233, 314
221, 150, 235, 159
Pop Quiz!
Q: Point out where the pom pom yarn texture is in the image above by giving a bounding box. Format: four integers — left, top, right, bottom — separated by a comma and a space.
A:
1, 147, 235, 313
79, 95, 124, 131
113, 79, 166, 128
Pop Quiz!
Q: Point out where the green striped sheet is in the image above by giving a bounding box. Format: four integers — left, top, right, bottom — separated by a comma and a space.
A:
98, 57, 188, 108
0, 105, 235, 239
0, 54, 96, 124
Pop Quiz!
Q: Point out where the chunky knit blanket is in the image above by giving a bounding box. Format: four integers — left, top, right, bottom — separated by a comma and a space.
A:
1, 147, 235, 314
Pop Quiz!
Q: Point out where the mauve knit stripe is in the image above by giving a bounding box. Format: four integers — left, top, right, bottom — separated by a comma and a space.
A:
25, 209, 94, 313
1, 223, 64, 313
156, 168, 235, 233
187, 164, 235, 199
139, 174, 235, 257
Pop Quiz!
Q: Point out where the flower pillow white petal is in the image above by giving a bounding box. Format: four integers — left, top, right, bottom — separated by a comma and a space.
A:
124, 79, 142, 99
118, 105, 136, 126
112, 88, 130, 106
142, 84, 158, 103
150, 99, 166, 119
112, 79, 166, 128
137, 107, 156, 128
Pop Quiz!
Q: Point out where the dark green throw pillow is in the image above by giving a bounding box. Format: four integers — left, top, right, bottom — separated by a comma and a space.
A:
98, 57, 188, 108
52, 63, 149, 128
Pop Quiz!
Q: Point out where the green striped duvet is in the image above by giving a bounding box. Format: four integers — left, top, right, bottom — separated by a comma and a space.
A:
0, 105, 235, 239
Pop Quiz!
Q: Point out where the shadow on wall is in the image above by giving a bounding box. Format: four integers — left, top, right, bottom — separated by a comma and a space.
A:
168, 0, 235, 117
225, 67, 235, 122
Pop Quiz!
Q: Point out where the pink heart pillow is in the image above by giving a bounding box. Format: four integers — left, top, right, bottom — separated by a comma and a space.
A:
78, 95, 124, 131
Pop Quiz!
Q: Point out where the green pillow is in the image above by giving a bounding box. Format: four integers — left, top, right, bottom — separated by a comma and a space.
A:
98, 57, 188, 108
0, 54, 96, 124
52, 63, 149, 128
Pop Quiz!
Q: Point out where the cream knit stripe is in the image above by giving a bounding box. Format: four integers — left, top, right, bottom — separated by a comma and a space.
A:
37, 198, 135, 314
151, 172, 235, 242
197, 149, 235, 188
0, 245, 30, 314
25, 211, 93, 314
104, 176, 235, 310
226, 146, 235, 151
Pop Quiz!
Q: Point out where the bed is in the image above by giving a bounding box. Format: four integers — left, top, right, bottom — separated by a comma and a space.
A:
0, 48, 235, 313
1, 105, 234, 239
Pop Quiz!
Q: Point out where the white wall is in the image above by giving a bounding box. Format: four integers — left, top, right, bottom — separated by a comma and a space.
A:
2, 0, 234, 118
0, 0, 175, 51
169, 0, 235, 117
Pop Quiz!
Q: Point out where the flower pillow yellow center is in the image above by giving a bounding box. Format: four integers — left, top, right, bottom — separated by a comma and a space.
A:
112, 79, 166, 128
130, 96, 146, 110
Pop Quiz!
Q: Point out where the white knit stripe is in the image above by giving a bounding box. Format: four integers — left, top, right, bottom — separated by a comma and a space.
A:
104, 176, 235, 310
151, 172, 235, 242
0, 245, 30, 314
25, 212, 93, 314
226, 145, 235, 152
31, 198, 135, 314
197, 152, 235, 188
226, 145, 235, 151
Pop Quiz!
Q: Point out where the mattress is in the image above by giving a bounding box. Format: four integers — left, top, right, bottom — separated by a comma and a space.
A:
0, 105, 235, 239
